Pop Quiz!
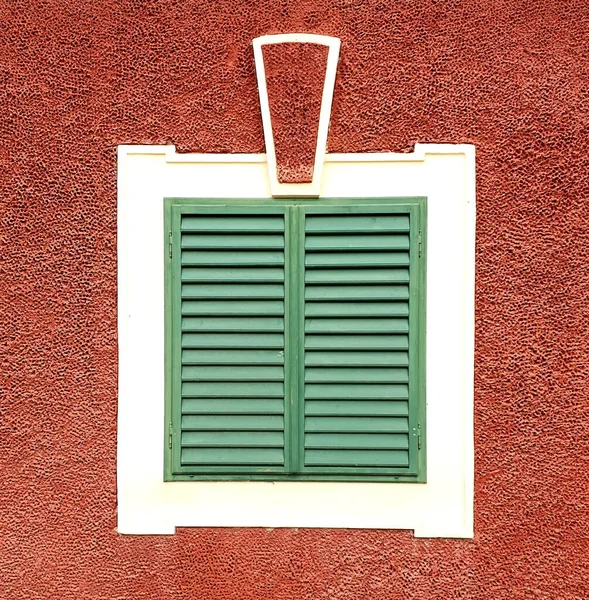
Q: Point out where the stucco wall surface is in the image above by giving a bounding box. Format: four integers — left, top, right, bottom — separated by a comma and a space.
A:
1, 1, 588, 599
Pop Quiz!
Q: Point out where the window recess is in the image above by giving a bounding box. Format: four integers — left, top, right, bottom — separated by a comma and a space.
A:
164, 198, 426, 482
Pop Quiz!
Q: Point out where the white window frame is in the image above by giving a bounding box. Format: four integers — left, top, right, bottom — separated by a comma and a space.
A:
117, 143, 475, 537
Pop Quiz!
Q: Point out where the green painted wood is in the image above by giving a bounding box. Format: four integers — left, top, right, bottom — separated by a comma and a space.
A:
304, 416, 409, 433
299, 207, 424, 476
305, 285, 409, 301
305, 449, 409, 467
182, 300, 284, 316
304, 334, 408, 350
289, 206, 303, 474
182, 250, 285, 266
169, 209, 290, 474
182, 381, 284, 398
305, 268, 409, 284
305, 214, 410, 232
182, 431, 284, 447
181, 317, 284, 332
182, 267, 284, 282
181, 414, 284, 431
169, 204, 184, 478
182, 283, 284, 299
305, 301, 408, 317
304, 318, 409, 334
305, 383, 408, 400
182, 365, 284, 382
305, 350, 409, 366
306, 251, 409, 267
305, 367, 409, 384
181, 215, 284, 232
305, 433, 409, 449
182, 333, 284, 348
181, 233, 284, 249
182, 349, 285, 364
408, 201, 427, 481
304, 400, 408, 416
305, 233, 410, 251
182, 398, 284, 414
165, 198, 426, 481
181, 447, 284, 464
164, 199, 176, 480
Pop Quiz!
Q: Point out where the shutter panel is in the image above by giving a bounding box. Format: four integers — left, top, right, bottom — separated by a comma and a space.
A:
301, 208, 421, 475
172, 209, 289, 476
166, 199, 424, 481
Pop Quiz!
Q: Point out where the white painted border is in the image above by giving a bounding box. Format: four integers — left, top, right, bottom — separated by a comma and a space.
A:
253, 34, 340, 197
117, 144, 475, 537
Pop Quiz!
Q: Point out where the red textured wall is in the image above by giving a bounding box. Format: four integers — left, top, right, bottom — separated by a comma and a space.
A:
1, 1, 588, 598
263, 42, 328, 182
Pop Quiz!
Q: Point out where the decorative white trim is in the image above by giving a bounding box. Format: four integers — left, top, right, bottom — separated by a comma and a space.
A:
252, 34, 341, 197
117, 144, 475, 537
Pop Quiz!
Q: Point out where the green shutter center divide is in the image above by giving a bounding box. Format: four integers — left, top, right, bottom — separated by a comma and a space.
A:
164, 198, 426, 482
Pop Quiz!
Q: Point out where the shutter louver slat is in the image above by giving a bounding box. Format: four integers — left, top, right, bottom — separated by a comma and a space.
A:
182, 233, 284, 249
305, 334, 408, 350
182, 300, 285, 316
305, 351, 409, 366
305, 416, 409, 433
304, 215, 410, 233
181, 317, 285, 332
182, 415, 284, 430
305, 449, 409, 467
183, 431, 284, 446
305, 302, 408, 317
305, 400, 408, 416
181, 448, 284, 465
182, 267, 284, 282
306, 251, 409, 267
306, 433, 409, 449
182, 333, 284, 348
305, 367, 408, 383
182, 399, 285, 414
305, 285, 409, 301
304, 318, 408, 333
302, 211, 414, 472
305, 233, 410, 251
182, 365, 285, 381
182, 216, 285, 232
182, 283, 284, 299
182, 349, 285, 364
178, 213, 287, 473
182, 250, 285, 266
305, 383, 408, 399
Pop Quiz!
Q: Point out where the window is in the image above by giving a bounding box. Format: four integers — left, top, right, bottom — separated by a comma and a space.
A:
164, 198, 426, 481
117, 144, 474, 536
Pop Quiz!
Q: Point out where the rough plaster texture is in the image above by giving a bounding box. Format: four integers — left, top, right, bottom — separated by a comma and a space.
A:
0, 1, 588, 599
262, 42, 328, 183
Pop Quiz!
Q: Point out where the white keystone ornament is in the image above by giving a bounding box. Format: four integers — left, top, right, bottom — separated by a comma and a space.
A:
253, 34, 341, 197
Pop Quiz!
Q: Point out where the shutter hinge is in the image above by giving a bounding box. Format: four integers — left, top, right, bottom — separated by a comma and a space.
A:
418, 230, 423, 258
417, 423, 422, 450
168, 231, 173, 259
168, 423, 173, 449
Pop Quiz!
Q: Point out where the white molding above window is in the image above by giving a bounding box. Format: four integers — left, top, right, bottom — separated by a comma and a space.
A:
252, 33, 341, 197
117, 144, 475, 537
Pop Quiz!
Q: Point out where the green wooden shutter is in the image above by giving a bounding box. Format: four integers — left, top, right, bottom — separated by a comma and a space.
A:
166, 205, 290, 478
299, 205, 425, 478
165, 198, 425, 482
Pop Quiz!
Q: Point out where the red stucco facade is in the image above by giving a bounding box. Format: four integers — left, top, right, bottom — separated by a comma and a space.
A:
1, 1, 588, 598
